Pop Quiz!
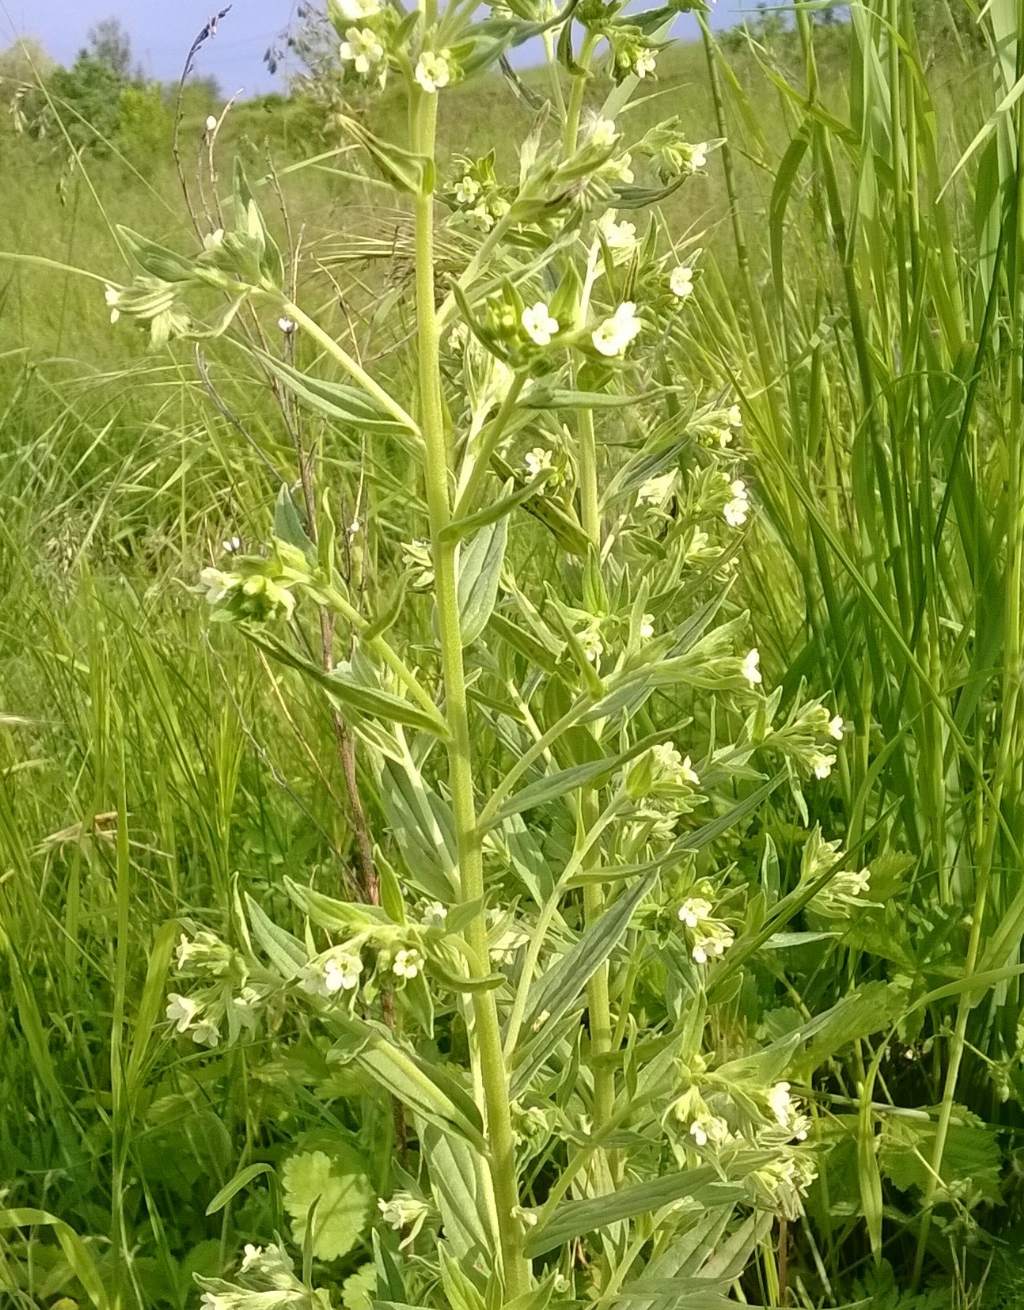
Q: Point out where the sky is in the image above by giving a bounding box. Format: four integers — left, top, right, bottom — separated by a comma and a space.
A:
1, 1, 756, 96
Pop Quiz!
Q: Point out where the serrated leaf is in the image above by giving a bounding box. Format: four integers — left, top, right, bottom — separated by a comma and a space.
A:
282, 1148, 373, 1261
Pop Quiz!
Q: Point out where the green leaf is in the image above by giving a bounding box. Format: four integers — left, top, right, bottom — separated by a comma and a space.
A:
525, 1155, 772, 1256
443, 476, 549, 543
245, 893, 306, 979
282, 1147, 374, 1261
517, 872, 658, 1051
253, 348, 412, 435
331, 1016, 486, 1150
458, 518, 507, 646
274, 485, 315, 557
0, 1209, 109, 1310
246, 630, 449, 738
205, 1163, 275, 1216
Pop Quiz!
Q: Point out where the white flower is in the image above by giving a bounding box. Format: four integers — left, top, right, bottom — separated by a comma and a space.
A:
811, 752, 835, 780
455, 175, 480, 204
587, 116, 619, 147
200, 1294, 226, 1310
240, 1244, 263, 1274
828, 714, 844, 741
336, 0, 381, 18
469, 201, 495, 230
598, 211, 637, 251
689, 1119, 709, 1147
592, 302, 642, 357
339, 26, 385, 74
524, 446, 554, 477
677, 897, 713, 929
742, 648, 762, 686
634, 48, 657, 77
640, 613, 655, 640
604, 151, 634, 184
522, 302, 559, 346
415, 50, 451, 94
692, 943, 709, 964
723, 478, 749, 527
578, 627, 603, 664
637, 470, 677, 508
104, 285, 121, 324
422, 901, 448, 927
324, 953, 362, 992
669, 265, 694, 299
727, 403, 742, 428
688, 141, 709, 171
393, 948, 423, 979
222, 536, 241, 554
278, 316, 296, 334
205, 114, 218, 133
652, 743, 699, 787
192, 1018, 220, 1047
166, 992, 200, 1033
690, 1115, 729, 1147
300, 951, 362, 997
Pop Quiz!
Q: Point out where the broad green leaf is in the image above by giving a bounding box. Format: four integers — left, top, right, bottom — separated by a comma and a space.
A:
254, 348, 412, 435
274, 484, 315, 557
245, 893, 306, 979
282, 1147, 374, 1261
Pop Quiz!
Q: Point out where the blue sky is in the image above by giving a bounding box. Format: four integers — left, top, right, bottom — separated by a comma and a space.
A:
1, 2, 755, 95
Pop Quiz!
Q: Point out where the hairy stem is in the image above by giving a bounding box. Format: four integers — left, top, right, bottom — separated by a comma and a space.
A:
411, 80, 530, 1297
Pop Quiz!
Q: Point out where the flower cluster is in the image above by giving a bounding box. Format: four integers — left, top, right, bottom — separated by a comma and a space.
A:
676, 893, 735, 964
197, 1242, 332, 1310
165, 928, 264, 1049
447, 153, 511, 231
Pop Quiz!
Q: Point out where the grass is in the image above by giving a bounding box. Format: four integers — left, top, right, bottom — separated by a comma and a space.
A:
1, 5, 1023, 1308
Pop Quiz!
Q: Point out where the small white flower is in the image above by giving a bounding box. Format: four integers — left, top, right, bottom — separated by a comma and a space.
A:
240, 1244, 263, 1274
578, 627, 603, 664
723, 478, 749, 527
689, 1119, 708, 1147
828, 714, 845, 741
324, 953, 362, 992
597, 211, 637, 251
692, 943, 708, 964
192, 1018, 220, 1047
678, 897, 713, 929
640, 613, 655, 640
811, 752, 835, 780
336, 0, 381, 18
340, 26, 385, 74
716, 426, 733, 448
592, 302, 642, 357
524, 446, 554, 478
742, 647, 762, 686
222, 536, 241, 554
637, 470, 677, 508
469, 201, 495, 231
104, 285, 121, 324
688, 141, 709, 171
727, 403, 743, 428
415, 50, 451, 94
393, 948, 423, 980
205, 114, 218, 133
669, 265, 694, 299
278, 316, 296, 334
522, 301, 559, 346
422, 901, 448, 927
634, 48, 657, 77
455, 175, 480, 204
768, 1081, 794, 1128
166, 992, 200, 1033
587, 116, 619, 147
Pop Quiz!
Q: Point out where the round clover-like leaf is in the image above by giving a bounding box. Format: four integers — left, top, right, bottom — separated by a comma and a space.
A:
281, 1148, 374, 1261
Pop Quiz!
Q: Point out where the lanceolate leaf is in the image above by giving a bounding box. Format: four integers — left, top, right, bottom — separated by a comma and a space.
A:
517, 872, 658, 1051
331, 1017, 486, 1151
458, 518, 508, 646
524, 1156, 772, 1257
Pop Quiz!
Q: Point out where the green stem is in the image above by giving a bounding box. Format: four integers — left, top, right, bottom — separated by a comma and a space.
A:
411, 82, 530, 1299
561, 25, 616, 1150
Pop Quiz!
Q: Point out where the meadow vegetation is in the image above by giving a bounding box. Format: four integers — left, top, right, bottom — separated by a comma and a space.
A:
1, 3, 1023, 1309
